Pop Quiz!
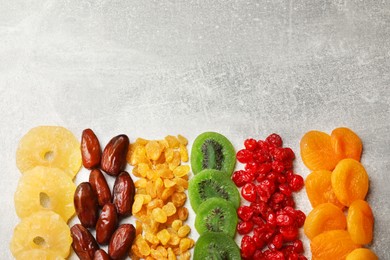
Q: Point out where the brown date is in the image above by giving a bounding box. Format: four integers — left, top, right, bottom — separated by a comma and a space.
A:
94, 249, 111, 260
71, 224, 99, 260
96, 203, 118, 245
89, 169, 111, 207
81, 128, 101, 169
108, 224, 136, 260
101, 134, 129, 176
74, 182, 99, 228
113, 171, 135, 216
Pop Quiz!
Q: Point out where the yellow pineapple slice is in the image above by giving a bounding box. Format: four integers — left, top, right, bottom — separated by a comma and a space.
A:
16, 126, 81, 178
14, 166, 76, 222
15, 249, 65, 260
10, 211, 72, 259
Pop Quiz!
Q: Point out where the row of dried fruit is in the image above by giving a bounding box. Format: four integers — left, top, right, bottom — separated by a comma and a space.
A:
301, 127, 378, 260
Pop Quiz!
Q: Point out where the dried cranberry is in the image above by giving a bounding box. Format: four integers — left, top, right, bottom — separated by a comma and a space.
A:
232, 170, 247, 187
257, 140, 270, 151
276, 214, 294, 226
236, 149, 253, 163
237, 221, 254, 235
245, 162, 258, 173
265, 250, 284, 259
284, 147, 295, 160
237, 205, 254, 221
292, 240, 304, 254
251, 201, 269, 217
266, 212, 277, 227
265, 133, 283, 147
289, 174, 304, 191
279, 226, 299, 241
241, 235, 256, 258
244, 138, 258, 151
241, 183, 257, 202
258, 163, 272, 175
253, 250, 264, 260
294, 210, 306, 227
279, 183, 292, 197
269, 234, 284, 250
254, 151, 270, 164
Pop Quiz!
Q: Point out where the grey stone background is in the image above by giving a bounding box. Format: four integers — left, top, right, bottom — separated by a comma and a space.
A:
1, 0, 389, 259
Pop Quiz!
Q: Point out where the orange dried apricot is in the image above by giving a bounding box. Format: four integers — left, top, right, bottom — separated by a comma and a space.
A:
305, 170, 344, 209
300, 131, 338, 171
347, 200, 374, 245
311, 230, 360, 260
331, 159, 369, 207
304, 203, 347, 240
331, 127, 362, 162
346, 248, 378, 260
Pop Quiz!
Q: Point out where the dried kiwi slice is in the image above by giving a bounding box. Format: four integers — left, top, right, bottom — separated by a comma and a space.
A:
195, 197, 238, 238
191, 132, 236, 175
193, 232, 241, 260
189, 169, 240, 213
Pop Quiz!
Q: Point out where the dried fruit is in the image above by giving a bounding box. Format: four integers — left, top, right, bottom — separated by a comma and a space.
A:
16, 126, 81, 178
346, 248, 378, 260
89, 169, 111, 207
331, 159, 369, 207
71, 224, 99, 260
347, 200, 374, 245
14, 166, 76, 222
304, 203, 347, 240
331, 127, 362, 162
113, 171, 135, 216
94, 249, 111, 260
300, 131, 338, 171
81, 128, 101, 169
108, 224, 136, 260
10, 211, 72, 259
96, 203, 118, 245
101, 135, 129, 176
310, 230, 360, 260
74, 182, 99, 228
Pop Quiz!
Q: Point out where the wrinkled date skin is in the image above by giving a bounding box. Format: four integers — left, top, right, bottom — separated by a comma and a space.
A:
101, 135, 129, 176
96, 203, 118, 245
113, 171, 135, 216
81, 128, 102, 169
71, 224, 99, 260
108, 224, 136, 260
94, 249, 111, 260
89, 169, 112, 207
74, 182, 99, 228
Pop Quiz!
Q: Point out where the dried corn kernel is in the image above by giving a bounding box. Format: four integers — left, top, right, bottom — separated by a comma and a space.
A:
157, 229, 171, 245
178, 225, 191, 238
152, 208, 168, 223
162, 202, 177, 216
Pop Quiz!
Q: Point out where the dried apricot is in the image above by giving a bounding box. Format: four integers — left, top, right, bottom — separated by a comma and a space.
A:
305, 170, 344, 209
300, 131, 338, 171
304, 203, 347, 240
311, 230, 360, 260
331, 159, 369, 207
347, 200, 374, 245
331, 127, 362, 162
346, 248, 378, 260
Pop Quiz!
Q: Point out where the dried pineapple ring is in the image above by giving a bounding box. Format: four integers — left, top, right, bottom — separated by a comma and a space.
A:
16, 126, 81, 178
10, 211, 72, 259
14, 166, 76, 222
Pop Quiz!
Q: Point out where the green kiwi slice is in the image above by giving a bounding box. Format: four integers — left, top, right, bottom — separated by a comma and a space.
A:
195, 197, 238, 238
191, 132, 236, 175
193, 232, 241, 260
189, 169, 240, 213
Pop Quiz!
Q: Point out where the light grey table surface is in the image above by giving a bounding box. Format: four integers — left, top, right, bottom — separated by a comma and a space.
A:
1, 0, 389, 259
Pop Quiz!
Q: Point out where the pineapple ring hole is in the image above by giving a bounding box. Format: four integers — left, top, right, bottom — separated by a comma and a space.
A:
33, 236, 46, 247
44, 151, 54, 161
39, 192, 51, 208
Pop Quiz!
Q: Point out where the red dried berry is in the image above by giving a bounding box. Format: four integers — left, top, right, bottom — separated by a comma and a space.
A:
237, 221, 254, 235
241, 235, 256, 258
232, 170, 247, 187
244, 138, 258, 151
241, 183, 257, 202
236, 149, 253, 163
292, 240, 304, 254
279, 226, 299, 242
237, 205, 254, 221
265, 133, 283, 147
289, 174, 304, 191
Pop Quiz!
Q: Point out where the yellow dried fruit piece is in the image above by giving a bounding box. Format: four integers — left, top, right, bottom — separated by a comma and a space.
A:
177, 135, 188, 145
156, 246, 168, 257
165, 135, 180, 148
173, 165, 190, 178
180, 238, 194, 253
152, 208, 168, 223
10, 211, 72, 259
157, 229, 171, 245
16, 126, 81, 178
169, 233, 180, 246
172, 220, 183, 232
15, 249, 64, 260
135, 178, 148, 188
179, 144, 189, 162
146, 141, 163, 161
165, 148, 174, 162
178, 207, 189, 221
346, 248, 378, 260
179, 251, 191, 260
172, 192, 187, 208
136, 220, 142, 236
132, 196, 144, 214
131, 244, 143, 258
14, 166, 76, 222
178, 225, 191, 238
169, 151, 181, 170
136, 237, 151, 256
138, 163, 150, 177
167, 247, 176, 260
162, 202, 177, 216
131, 145, 148, 165
347, 200, 374, 245
161, 187, 176, 201
164, 179, 176, 188
158, 168, 174, 179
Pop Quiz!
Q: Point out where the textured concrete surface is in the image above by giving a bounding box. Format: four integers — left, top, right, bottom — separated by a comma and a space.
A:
1, 0, 389, 259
